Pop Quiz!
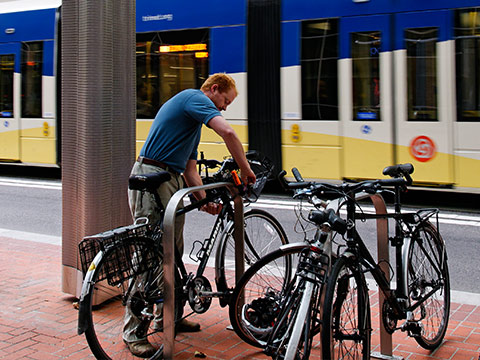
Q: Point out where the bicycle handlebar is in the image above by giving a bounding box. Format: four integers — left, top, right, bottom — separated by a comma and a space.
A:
199, 150, 274, 203
177, 196, 211, 216
292, 167, 304, 182
197, 158, 223, 169
278, 163, 414, 199
278, 170, 311, 190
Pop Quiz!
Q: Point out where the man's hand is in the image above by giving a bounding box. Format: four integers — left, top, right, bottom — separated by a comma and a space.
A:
241, 167, 256, 185
200, 202, 223, 215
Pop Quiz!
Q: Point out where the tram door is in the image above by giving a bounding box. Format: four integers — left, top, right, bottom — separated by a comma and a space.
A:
393, 11, 453, 185
340, 12, 454, 184
340, 15, 394, 179
454, 8, 480, 189
0, 46, 19, 161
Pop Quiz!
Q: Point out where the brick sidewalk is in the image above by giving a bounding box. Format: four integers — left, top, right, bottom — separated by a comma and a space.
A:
0, 237, 479, 359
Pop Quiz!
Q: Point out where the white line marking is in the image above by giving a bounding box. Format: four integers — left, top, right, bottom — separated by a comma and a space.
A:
0, 228, 61, 245
1, 177, 479, 225
0, 178, 61, 190
366, 278, 480, 306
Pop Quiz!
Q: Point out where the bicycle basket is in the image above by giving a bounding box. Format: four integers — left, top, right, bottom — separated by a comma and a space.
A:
205, 151, 274, 201
78, 223, 157, 286
245, 151, 275, 201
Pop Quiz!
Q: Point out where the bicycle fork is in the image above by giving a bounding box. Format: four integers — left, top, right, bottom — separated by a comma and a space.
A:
283, 234, 332, 359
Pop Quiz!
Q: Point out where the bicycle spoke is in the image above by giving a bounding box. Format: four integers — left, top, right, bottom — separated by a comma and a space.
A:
407, 223, 450, 349
322, 257, 371, 360
229, 245, 304, 348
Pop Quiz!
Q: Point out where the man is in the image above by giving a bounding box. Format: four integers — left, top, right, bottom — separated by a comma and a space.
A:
124, 73, 256, 357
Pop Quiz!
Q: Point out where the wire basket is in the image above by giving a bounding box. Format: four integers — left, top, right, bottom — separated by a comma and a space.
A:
203, 150, 274, 202
245, 151, 275, 201
78, 223, 158, 286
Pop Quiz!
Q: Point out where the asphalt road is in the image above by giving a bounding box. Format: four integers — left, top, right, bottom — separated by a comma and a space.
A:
0, 165, 479, 296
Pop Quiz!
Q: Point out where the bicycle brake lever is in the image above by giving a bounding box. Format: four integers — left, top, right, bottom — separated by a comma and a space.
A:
380, 188, 395, 197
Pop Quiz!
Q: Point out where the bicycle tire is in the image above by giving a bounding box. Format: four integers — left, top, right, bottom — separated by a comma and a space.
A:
216, 208, 289, 291
282, 280, 319, 360
228, 243, 307, 348
263, 279, 305, 359
82, 238, 183, 360
322, 256, 371, 360
406, 221, 450, 350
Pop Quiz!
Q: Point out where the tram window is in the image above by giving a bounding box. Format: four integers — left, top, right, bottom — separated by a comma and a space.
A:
301, 19, 339, 120
136, 29, 209, 119
0, 54, 14, 118
455, 9, 480, 122
351, 31, 381, 121
405, 27, 438, 122
21, 41, 43, 118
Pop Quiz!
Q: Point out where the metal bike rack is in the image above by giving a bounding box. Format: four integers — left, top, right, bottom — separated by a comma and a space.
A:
360, 193, 403, 360
163, 182, 244, 359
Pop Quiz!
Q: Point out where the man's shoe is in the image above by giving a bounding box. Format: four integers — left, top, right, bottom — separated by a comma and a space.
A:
125, 339, 157, 358
176, 319, 201, 333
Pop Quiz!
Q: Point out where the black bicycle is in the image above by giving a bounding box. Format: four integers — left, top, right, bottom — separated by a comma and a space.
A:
230, 164, 450, 360
77, 152, 288, 360
320, 163, 450, 359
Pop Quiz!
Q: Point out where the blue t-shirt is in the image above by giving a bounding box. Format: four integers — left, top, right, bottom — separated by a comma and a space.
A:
140, 89, 221, 173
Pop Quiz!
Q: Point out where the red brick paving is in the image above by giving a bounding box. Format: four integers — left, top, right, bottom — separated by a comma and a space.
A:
1, 236, 479, 360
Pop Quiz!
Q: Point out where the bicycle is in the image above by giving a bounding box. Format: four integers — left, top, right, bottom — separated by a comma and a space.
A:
229, 167, 344, 355
230, 164, 450, 360
77, 151, 288, 360
321, 163, 450, 359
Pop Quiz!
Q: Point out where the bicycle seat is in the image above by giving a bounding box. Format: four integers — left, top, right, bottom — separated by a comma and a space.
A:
129, 172, 171, 192
383, 163, 414, 178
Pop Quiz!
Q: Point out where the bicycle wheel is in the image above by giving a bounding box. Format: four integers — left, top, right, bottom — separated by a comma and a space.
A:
229, 243, 306, 348
82, 238, 183, 360
322, 256, 371, 360
216, 208, 289, 290
270, 279, 323, 360
406, 222, 450, 350
267, 247, 330, 360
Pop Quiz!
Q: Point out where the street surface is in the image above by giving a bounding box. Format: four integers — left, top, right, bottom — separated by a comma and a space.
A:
0, 169, 479, 298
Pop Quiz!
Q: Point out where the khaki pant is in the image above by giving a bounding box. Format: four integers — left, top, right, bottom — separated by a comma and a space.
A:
123, 160, 185, 343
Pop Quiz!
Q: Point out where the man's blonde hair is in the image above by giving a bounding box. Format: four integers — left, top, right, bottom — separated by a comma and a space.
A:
201, 73, 238, 96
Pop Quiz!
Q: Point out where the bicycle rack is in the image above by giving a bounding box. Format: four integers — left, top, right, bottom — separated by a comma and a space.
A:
359, 193, 403, 360
163, 182, 244, 359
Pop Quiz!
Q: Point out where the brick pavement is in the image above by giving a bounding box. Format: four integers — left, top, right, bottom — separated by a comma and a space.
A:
0, 236, 479, 359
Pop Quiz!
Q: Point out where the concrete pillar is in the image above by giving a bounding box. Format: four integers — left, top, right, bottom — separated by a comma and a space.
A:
60, 0, 136, 297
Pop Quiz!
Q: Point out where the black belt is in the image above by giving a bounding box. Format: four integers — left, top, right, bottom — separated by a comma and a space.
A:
137, 156, 178, 174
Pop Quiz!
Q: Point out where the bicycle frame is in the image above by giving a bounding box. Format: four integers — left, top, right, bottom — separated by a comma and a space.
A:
272, 164, 448, 358
176, 190, 235, 296
342, 186, 444, 321
263, 198, 341, 357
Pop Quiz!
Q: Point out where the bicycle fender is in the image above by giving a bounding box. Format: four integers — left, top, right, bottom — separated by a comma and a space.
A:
77, 251, 104, 335
278, 242, 310, 252
341, 251, 356, 259
401, 236, 412, 297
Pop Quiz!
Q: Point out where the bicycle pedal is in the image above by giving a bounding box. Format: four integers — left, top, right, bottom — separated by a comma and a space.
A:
402, 321, 422, 337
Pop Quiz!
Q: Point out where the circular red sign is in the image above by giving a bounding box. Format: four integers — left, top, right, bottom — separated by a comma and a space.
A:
409, 136, 436, 162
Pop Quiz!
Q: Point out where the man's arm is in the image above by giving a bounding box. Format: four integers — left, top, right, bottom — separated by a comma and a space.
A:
184, 159, 221, 215
183, 159, 204, 198
208, 115, 256, 184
